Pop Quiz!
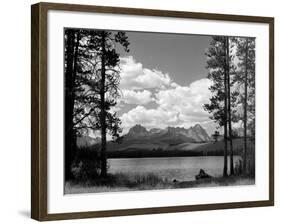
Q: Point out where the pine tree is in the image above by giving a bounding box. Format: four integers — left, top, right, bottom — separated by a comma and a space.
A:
233, 37, 255, 173
204, 36, 229, 177
64, 29, 81, 180
226, 37, 234, 175
212, 131, 220, 142
85, 30, 130, 177
64, 29, 130, 179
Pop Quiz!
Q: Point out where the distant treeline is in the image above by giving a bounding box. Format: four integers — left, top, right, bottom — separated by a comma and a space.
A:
107, 149, 242, 158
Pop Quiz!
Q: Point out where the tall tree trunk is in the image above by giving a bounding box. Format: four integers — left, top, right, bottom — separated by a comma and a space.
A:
64, 30, 76, 180
70, 30, 80, 157
223, 37, 228, 177
243, 38, 249, 173
100, 31, 107, 177
226, 37, 234, 175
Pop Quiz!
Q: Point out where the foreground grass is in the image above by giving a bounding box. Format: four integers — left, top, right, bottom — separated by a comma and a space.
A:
65, 173, 254, 194
65, 172, 172, 194
173, 175, 254, 189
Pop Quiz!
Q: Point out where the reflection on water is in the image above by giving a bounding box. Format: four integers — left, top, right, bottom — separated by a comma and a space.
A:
108, 156, 241, 182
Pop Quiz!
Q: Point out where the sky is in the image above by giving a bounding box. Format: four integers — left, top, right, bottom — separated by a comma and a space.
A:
111, 30, 219, 135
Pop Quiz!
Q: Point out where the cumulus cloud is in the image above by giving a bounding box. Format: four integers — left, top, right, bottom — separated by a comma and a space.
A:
117, 56, 217, 135
119, 80, 214, 134
119, 56, 172, 90
120, 106, 180, 133
155, 78, 212, 117
120, 89, 153, 105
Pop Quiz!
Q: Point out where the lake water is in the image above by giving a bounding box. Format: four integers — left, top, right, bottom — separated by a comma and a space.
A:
108, 156, 241, 182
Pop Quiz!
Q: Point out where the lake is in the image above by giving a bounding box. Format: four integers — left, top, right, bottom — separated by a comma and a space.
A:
108, 156, 241, 182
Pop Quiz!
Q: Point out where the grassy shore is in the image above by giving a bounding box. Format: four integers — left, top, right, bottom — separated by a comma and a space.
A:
65, 173, 254, 194
173, 175, 254, 188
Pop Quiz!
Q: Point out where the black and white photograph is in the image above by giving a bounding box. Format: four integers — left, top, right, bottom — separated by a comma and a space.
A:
64, 28, 256, 194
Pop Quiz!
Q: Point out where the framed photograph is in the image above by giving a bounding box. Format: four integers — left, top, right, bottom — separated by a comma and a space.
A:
31, 2, 274, 221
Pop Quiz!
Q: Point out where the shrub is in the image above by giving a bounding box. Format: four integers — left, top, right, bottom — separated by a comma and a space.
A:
236, 141, 255, 177
246, 143, 255, 177
234, 159, 243, 175
71, 145, 101, 181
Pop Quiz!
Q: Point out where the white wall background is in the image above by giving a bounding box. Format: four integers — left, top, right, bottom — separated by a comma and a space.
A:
0, 0, 279, 223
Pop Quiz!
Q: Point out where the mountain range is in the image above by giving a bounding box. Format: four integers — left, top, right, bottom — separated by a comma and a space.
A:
107, 124, 211, 153
126, 124, 211, 143
76, 124, 250, 157
77, 124, 211, 148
